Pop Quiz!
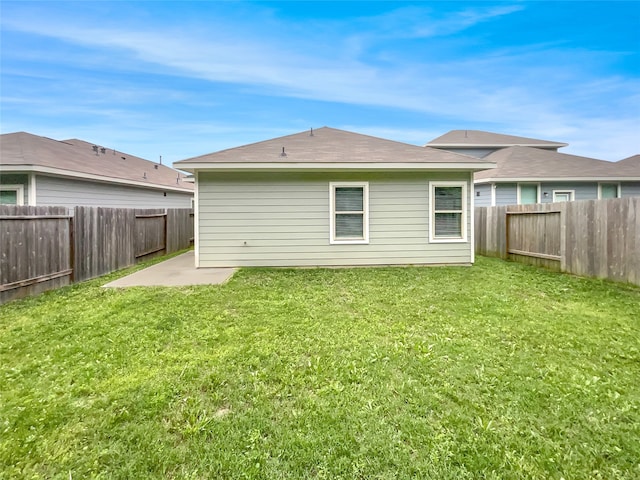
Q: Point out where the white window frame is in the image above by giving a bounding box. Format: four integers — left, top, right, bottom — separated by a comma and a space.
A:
552, 190, 575, 202
517, 182, 541, 205
429, 181, 467, 243
597, 182, 620, 199
0, 184, 25, 205
329, 182, 369, 244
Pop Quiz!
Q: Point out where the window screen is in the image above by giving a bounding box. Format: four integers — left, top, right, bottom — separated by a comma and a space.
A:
330, 183, 368, 243
431, 183, 465, 240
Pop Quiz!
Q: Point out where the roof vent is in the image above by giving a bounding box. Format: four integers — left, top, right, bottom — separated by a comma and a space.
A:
92, 145, 99, 155
280, 147, 287, 157
310, 127, 314, 137
100, 147, 106, 154
154, 164, 158, 169
143, 172, 147, 180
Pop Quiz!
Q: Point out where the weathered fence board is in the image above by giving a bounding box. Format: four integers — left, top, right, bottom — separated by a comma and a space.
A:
135, 209, 166, 259
0, 205, 72, 303
475, 197, 640, 285
166, 209, 194, 253
1, 206, 194, 303
74, 207, 136, 282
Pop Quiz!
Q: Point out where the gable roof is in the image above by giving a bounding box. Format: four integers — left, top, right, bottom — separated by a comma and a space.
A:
617, 154, 640, 168
0, 132, 193, 193
426, 130, 568, 149
474, 146, 640, 183
174, 126, 495, 172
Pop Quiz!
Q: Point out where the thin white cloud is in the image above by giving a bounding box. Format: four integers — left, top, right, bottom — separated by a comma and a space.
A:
358, 4, 526, 39
1, 3, 638, 161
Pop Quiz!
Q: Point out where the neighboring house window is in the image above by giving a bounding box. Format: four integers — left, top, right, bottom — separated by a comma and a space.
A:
518, 183, 539, 205
429, 181, 467, 242
0, 185, 24, 205
552, 190, 575, 202
330, 182, 369, 244
598, 183, 620, 199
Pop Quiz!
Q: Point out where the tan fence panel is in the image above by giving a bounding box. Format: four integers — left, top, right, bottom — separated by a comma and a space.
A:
74, 207, 136, 282
166, 208, 194, 253
0, 205, 72, 303
475, 197, 640, 285
135, 209, 166, 260
2, 206, 194, 303
474, 205, 508, 259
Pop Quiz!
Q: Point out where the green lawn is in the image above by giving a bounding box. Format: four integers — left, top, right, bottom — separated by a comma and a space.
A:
1, 255, 639, 479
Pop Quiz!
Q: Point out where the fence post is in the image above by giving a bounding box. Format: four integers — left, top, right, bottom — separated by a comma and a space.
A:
559, 203, 567, 272
69, 207, 75, 282
164, 208, 169, 254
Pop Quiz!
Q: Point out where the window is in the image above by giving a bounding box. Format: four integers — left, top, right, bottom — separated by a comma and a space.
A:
0, 185, 24, 205
518, 183, 539, 205
598, 183, 619, 199
430, 181, 467, 242
552, 190, 574, 202
330, 182, 369, 244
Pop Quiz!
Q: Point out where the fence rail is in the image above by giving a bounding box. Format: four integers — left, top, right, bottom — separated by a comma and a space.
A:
475, 197, 639, 285
1, 206, 193, 303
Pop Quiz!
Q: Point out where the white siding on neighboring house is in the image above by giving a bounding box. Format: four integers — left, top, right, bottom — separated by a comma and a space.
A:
621, 182, 640, 197
35, 175, 193, 208
473, 184, 493, 207
197, 171, 473, 267
495, 183, 517, 205
539, 182, 597, 203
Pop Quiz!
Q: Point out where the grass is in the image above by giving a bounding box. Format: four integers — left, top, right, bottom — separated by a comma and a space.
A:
1, 255, 639, 479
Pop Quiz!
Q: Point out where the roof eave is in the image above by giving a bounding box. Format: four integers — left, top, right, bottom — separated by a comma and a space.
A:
427, 143, 568, 149
1, 164, 194, 193
177, 162, 496, 173
474, 176, 640, 184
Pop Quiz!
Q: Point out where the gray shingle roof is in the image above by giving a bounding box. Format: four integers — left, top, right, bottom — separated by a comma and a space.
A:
617, 154, 640, 167
174, 127, 494, 169
474, 146, 640, 181
0, 132, 193, 192
427, 130, 568, 149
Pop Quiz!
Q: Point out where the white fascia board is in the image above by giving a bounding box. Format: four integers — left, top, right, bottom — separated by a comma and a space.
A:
176, 162, 496, 172
475, 176, 640, 184
0, 164, 194, 194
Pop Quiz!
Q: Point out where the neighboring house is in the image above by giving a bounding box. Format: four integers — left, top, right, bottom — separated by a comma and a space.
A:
426, 130, 568, 158
426, 130, 640, 206
0, 132, 193, 208
174, 127, 495, 268
473, 146, 640, 206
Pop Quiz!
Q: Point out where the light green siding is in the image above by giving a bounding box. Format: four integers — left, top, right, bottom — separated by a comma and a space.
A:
197, 171, 473, 267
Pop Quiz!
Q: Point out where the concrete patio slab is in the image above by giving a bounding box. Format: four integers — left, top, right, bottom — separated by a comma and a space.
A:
103, 251, 236, 288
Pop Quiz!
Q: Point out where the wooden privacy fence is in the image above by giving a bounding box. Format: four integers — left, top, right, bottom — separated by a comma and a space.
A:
475, 197, 639, 285
1, 206, 194, 303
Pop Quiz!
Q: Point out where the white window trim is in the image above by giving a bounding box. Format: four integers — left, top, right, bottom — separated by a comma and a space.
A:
29, 174, 37, 205
597, 182, 620, 199
429, 181, 467, 243
552, 190, 575, 202
329, 182, 369, 244
0, 184, 25, 205
517, 182, 541, 205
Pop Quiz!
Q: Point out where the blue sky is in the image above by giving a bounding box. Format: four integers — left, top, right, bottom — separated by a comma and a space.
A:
1, 1, 639, 166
